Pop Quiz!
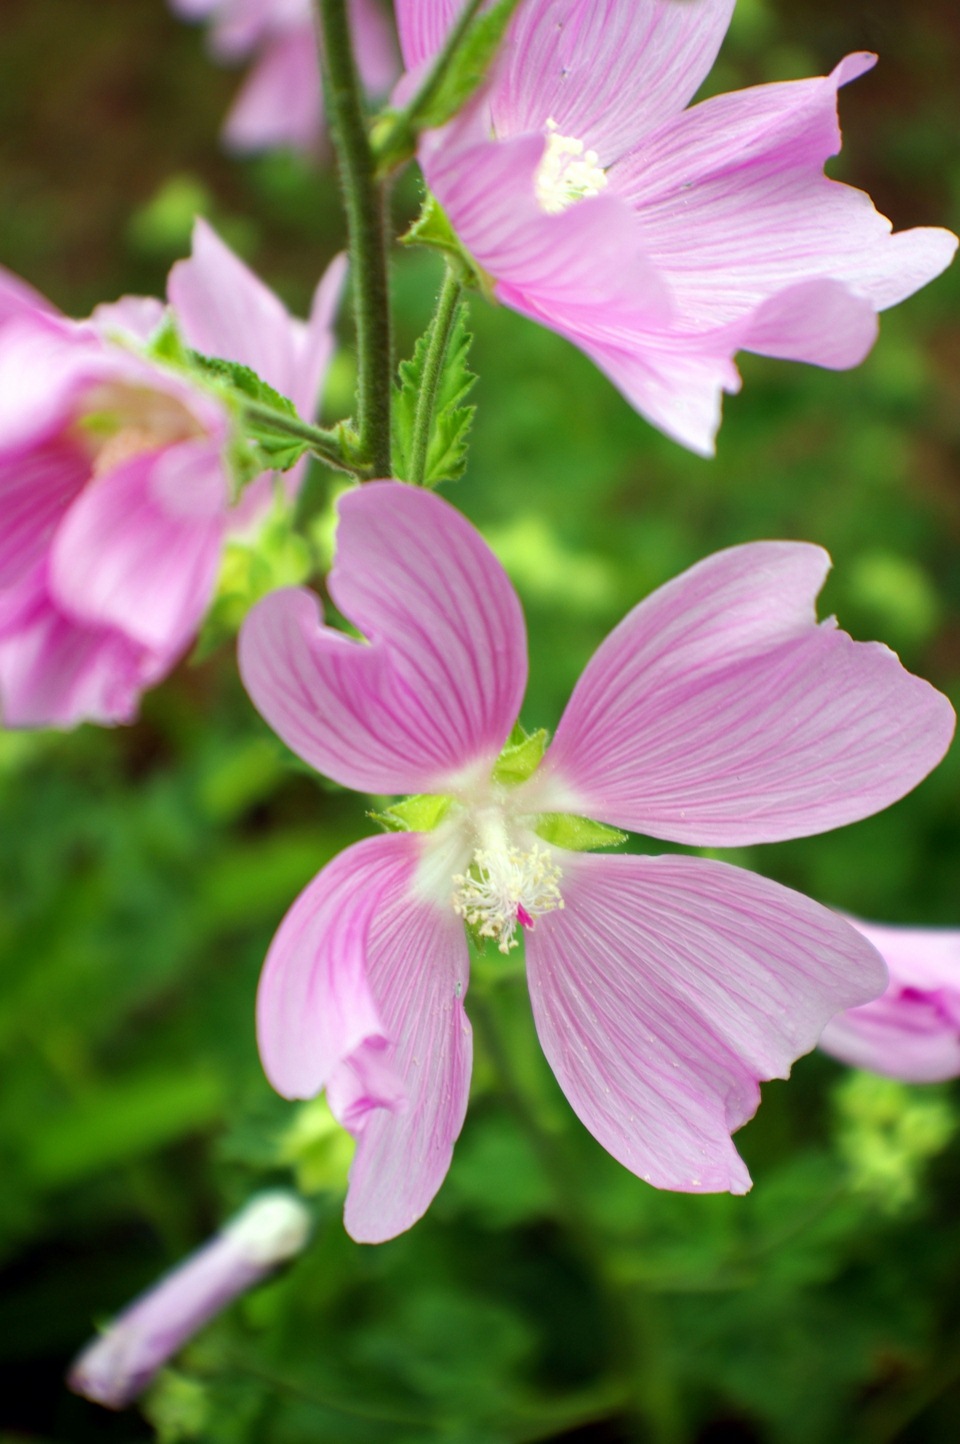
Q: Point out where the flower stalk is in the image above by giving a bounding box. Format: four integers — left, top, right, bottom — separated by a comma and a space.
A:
315, 0, 392, 476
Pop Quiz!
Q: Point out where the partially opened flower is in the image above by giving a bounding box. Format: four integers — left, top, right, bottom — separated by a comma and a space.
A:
820, 921, 960, 1082
0, 224, 343, 729
239, 481, 954, 1242
69, 1192, 311, 1410
171, 0, 397, 153
396, 0, 957, 453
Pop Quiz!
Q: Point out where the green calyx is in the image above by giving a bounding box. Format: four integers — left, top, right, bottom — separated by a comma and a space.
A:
401, 196, 494, 298
369, 794, 453, 834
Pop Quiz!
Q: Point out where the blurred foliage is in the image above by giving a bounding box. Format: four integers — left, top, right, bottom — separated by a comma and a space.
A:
1, 1, 960, 1442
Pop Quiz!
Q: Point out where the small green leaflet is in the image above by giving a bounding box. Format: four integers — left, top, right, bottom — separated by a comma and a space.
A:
413, 0, 525, 132
189, 352, 309, 474
393, 301, 477, 488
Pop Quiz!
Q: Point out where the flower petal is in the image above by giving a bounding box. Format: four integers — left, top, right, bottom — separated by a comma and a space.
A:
526, 852, 886, 1192
490, 0, 736, 161
257, 832, 472, 1242
614, 56, 958, 327
819, 921, 960, 1082
0, 264, 54, 325
0, 570, 162, 729
239, 482, 527, 795
49, 442, 228, 652
222, 28, 323, 153
0, 437, 90, 589
537, 542, 954, 845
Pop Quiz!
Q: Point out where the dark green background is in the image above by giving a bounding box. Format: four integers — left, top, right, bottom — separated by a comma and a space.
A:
1, 2, 959, 1440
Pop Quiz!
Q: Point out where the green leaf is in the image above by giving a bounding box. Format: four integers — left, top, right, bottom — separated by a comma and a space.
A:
369, 794, 452, 834
533, 813, 627, 852
188, 351, 310, 475
392, 300, 477, 488
492, 726, 548, 785
188, 352, 298, 419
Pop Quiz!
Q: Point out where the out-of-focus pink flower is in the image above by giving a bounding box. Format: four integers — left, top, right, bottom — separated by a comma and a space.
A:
171, 0, 397, 153
820, 921, 960, 1082
0, 224, 343, 729
395, 0, 957, 454
69, 1192, 311, 1410
239, 481, 954, 1242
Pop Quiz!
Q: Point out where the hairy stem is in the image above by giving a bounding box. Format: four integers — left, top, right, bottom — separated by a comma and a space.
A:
242, 403, 372, 480
408, 267, 463, 485
316, 0, 391, 476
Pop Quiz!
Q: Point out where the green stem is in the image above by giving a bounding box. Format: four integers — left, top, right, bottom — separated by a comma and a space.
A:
408, 267, 463, 486
316, 0, 392, 476
242, 403, 372, 480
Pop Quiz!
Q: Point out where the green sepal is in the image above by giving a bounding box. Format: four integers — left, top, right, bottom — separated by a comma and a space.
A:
145, 311, 191, 367
368, 794, 452, 834
412, 0, 525, 133
492, 725, 549, 786
400, 195, 491, 295
533, 814, 627, 852
392, 299, 477, 488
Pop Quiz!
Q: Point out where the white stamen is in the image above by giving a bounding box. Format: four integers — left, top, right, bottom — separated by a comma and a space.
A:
452, 842, 564, 954
535, 118, 608, 215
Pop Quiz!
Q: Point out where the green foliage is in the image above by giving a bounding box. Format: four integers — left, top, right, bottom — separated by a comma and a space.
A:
392, 298, 477, 487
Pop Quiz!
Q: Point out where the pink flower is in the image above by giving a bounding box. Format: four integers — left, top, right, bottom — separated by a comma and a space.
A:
0, 224, 343, 729
238, 481, 954, 1242
171, 0, 397, 153
820, 921, 960, 1082
69, 1192, 311, 1409
395, 0, 958, 454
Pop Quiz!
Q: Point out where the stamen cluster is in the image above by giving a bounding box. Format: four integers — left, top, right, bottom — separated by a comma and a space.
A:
452, 843, 564, 954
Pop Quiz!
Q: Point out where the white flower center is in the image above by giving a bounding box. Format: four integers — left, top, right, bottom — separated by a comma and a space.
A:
452, 837, 564, 954
534, 118, 608, 215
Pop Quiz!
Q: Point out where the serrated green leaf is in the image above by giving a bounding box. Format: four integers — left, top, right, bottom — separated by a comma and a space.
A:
533, 813, 627, 853
188, 351, 298, 419
492, 727, 548, 785
369, 794, 452, 834
392, 300, 477, 488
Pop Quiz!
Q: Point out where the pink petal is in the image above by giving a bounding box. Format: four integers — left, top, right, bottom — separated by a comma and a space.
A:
820, 921, 960, 1082
614, 56, 958, 326
526, 852, 886, 1192
222, 29, 323, 153
89, 295, 167, 344
239, 482, 527, 795
0, 569, 163, 729
0, 264, 55, 325
352, 0, 399, 95
0, 437, 90, 588
257, 832, 472, 1243
395, 0, 459, 71
538, 542, 955, 846
490, 0, 736, 161
49, 442, 228, 653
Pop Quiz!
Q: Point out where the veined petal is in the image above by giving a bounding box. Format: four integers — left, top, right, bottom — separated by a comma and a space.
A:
526, 852, 886, 1192
614, 56, 958, 327
820, 920, 960, 1082
395, 0, 460, 71
538, 542, 954, 846
222, 29, 323, 153
239, 482, 527, 795
491, 0, 736, 161
0, 570, 163, 729
257, 832, 472, 1243
49, 442, 228, 652
0, 437, 90, 588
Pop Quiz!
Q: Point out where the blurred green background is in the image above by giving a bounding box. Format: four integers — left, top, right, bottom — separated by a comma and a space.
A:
1, 2, 959, 1441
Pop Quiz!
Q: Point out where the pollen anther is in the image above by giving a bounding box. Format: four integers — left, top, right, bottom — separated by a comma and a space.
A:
535, 118, 608, 215
452, 843, 564, 954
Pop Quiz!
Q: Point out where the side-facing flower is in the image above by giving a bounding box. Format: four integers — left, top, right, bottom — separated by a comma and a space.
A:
0, 225, 343, 729
238, 481, 954, 1242
820, 921, 960, 1082
171, 0, 397, 153
396, 0, 957, 454
69, 1192, 311, 1410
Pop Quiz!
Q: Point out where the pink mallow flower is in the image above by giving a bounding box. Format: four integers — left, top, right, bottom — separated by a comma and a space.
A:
0, 222, 343, 729
395, 0, 958, 454
171, 0, 397, 153
69, 1192, 311, 1410
820, 921, 960, 1082
238, 481, 954, 1243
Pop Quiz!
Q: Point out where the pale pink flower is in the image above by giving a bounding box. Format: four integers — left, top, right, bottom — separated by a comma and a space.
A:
69, 1192, 311, 1409
238, 481, 954, 1242
395, 0, 958, 454
171, 0, 397, 153
0, 224, 343, 729
820, 921, 960, 1082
